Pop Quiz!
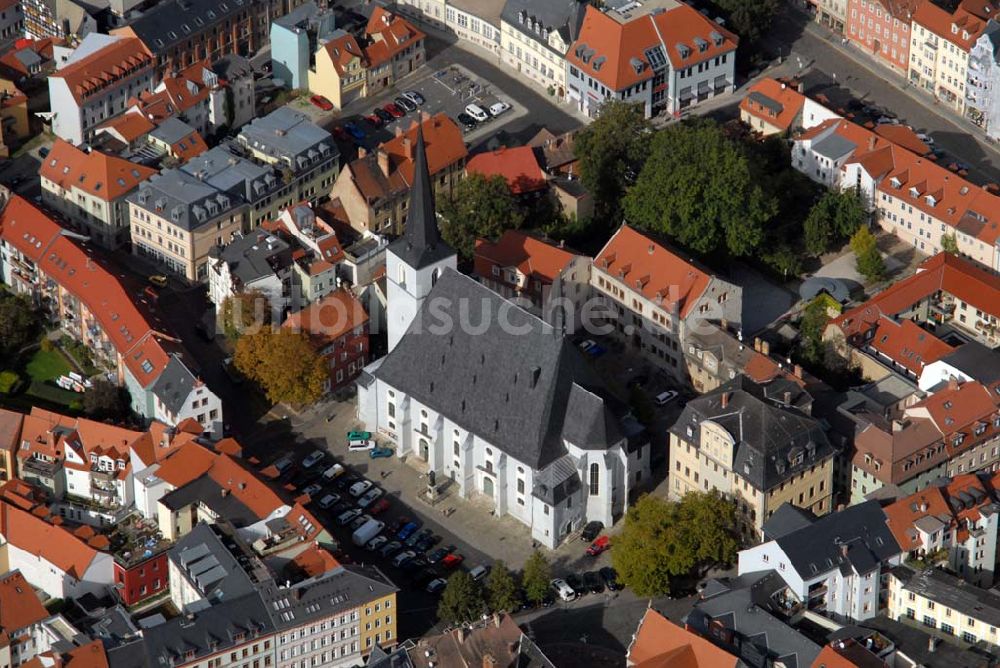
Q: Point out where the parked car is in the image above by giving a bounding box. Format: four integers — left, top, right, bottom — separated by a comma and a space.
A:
349, 479, 373, 497
427, 545, 455, 564
551, 578, 576, 602
565, 574, 585, 595
456, 112, 477, 130
334, 474, 358, 491
402, 90, 425, 106
397, 521, 419, 541
401, 557, 428, 574
380, 541, 403, 558
273, 455, 294, 474
392, 550, 417, 567
352, 519, 384, 546
148, 275, 168, 288
350, 514, 373, 531
464, 103, 489, 122
356, 487, 384, 508
469, 564, 490, 581
370, 446, 394, 459
318, 493, 340, 510
365, 113, 384, 128
322, 464, 345, 481
581, 521, 604, 542
336, 508, 361, 526
407, 528, 433, 548
916, 132, 935, 145
441, 553, 464, 570
301, 450, 325, 469
310, 94, 334, 111
302, 483, 323, 498
369, 498, 391, 515
600, 567, 621, 591
426, 577, 447, 594
366, 535, 388, 552
394, 96, 416, 112
391, 517, 412, 534
587, 535, 610, 556
332, 126, 349, 141
374, 107, 394, 123
489, 101, 511, 116
343, 122, 366, 141
349, 439, 376, 452
416, 532, 441, 552
384, 103, 405, 118
655, 390, 678, 406
584, 571, 605, 594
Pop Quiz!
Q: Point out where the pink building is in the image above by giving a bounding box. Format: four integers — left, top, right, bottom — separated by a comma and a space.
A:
847, 0, 918, 75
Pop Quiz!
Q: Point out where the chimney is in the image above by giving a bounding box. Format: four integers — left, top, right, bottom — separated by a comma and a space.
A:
753, 337, 762, 352
892, 419, 905, 433
221, 488, 230, 497
797, 81, 804, 93
840, 543, 849, 558
793, 364, 803, 379
377, 150, 390, 177
947, 377, 960, 391
357, 146, 367, 158
783, 391, 791, 407
721, 392, 730, 409
720, 318, 728, 332
868, 135, 877, 151
761, 340, 770, 356
482, 655, 498, 668
403, 135, 413, 161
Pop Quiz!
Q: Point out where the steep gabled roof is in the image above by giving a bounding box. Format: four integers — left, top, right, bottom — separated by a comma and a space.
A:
40, 139, 157, 201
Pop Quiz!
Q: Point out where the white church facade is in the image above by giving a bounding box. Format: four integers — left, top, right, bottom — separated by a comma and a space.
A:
357, 128, 649, 548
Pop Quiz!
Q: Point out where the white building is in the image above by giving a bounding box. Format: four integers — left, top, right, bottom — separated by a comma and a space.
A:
968, 20, 1000, 139
499, 0, 588, 97
358, 130, 649, 548
738, 501, 903, 622
48, 34, 157, 145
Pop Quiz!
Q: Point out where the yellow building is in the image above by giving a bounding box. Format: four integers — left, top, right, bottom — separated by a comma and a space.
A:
0, 79, 29, 157
909, 3, 988, 115
668, 376, 836, 539
889, 566, 1000, 646
499, 0, 587, 96
310, 32, 368, 108
360, 590, 397, 653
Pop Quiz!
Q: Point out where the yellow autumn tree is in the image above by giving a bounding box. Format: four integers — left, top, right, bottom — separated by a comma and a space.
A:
234, 328, 326, 405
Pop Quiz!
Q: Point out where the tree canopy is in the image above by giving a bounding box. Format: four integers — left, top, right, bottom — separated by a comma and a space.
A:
941, 232, 959, 254
521, 551, 552, 605
233, 328, 326, 405
611, 492, 739, 597
713, 0, 780, 48
485, 561, 520, 613
803, 190, 867, 256
623, 118, 775, 256
0, 292, 41, 366
220, 291, 271, 340
850, 226, 885, 282
574, 99, 651, 223
437, 571, 485, 624
82, 379, 131, 421
439, 173, 524, 259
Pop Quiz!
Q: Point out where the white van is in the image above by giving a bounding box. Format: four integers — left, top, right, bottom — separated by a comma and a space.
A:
348, 439, 375, 452
352, 519, 385, 547
551, 578, 576, 602
465, 103, 488, 122
469, 565, 490, 581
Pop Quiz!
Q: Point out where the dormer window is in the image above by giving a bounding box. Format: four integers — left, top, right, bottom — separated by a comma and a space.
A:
710, 30, 724, 46
925, 195, 937, 206
909, 187, 920, 197
890, 177, 901, 188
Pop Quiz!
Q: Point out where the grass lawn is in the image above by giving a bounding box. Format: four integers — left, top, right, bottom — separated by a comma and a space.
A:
26, 349, 72, 382
25, 380, 79, 407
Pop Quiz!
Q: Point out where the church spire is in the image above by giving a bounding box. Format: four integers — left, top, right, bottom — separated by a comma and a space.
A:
388, 120, 454, 270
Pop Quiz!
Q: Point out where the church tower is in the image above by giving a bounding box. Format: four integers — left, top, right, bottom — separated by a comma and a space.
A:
385, 123, 456, 352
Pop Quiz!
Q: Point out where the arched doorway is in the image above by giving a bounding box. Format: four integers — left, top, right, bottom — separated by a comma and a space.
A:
483, 477, 494, 498
419, 439, 429, 461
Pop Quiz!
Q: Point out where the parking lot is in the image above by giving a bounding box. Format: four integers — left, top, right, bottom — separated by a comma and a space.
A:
244, 399, 621, 640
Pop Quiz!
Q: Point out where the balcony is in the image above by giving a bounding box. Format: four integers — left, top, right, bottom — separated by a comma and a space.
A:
22, 457, 60, 477
91, 468, 117, 482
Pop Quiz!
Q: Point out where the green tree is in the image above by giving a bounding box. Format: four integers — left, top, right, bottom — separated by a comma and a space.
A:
485, 560, 520, 613
713, 0, 780, 48
623, 119, 775, 256
437, 571, 485, 625
941, 232, 959, 255
220, 291, 271, 340
803, 190, 867, 256
0, 293, 41, 365
574, 99, 651, 223
234, 328, 326, 405
612, 492, 739, 597
763, 244, 802, 280
82, 379, 131, 421
438, 173, 524, 259
521, 550, 552, 605
798, 297, 833, 365
850, 226, 885, 282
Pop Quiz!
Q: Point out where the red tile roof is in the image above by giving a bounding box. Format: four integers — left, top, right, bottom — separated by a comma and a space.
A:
40, 139, 157, 201
50, 37, 154, 104
885, 473, 996, 552
627, 608, 738, 668
866, 316, 955, 376
466, 146, 546, 195
365, 7, 425, 67
913, 1, 991, 51
566, 3, 737, 92
873, 124, 932, 156
594, 224, 713, 319
96, 111, 156, 143
740, 78, 807, 132
282, 289, 369, 345
911, 380, 997, 437
380, 113, 466, 189
2, 502, 98, 579
321, 32, 367, 76
473, 230, 582, 286
0, 570, 48, 631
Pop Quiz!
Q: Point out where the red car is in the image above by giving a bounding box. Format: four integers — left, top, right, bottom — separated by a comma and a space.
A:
586, 535, 610, 556
383, 102, 405, 118
365, 113, 384, 128
441, 553, 464, 570
310, 95, 334, 111
332, 126, 348, 141
369, 498, 391, 515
